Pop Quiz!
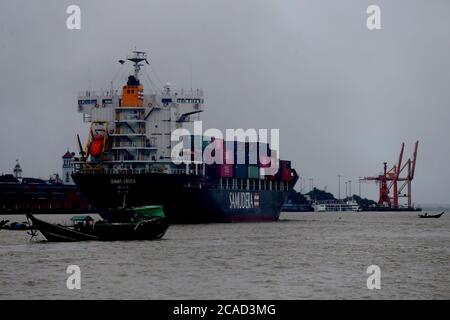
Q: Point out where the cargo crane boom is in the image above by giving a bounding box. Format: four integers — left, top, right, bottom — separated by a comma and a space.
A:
362, 141, 419, 209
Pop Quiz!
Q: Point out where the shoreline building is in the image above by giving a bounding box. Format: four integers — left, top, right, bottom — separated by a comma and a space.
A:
62, 150, 75, 185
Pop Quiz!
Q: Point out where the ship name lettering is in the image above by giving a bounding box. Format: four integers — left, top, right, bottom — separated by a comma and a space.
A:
229, 192, 254, 209
111, 178, 136, 185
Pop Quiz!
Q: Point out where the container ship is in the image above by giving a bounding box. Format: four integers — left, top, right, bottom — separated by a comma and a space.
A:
72, 51, 298, 223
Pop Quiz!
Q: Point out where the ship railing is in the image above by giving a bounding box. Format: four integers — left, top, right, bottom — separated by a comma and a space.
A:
73, 162, 105, 175
78, 90, 118, 98
178, 88, 204, 97
73, 163, 292, 192
73, 165, 204, 176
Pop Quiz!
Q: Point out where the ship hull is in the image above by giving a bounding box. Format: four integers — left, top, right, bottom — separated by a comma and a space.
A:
0, 182, 93, 215
72, 173, 289, 223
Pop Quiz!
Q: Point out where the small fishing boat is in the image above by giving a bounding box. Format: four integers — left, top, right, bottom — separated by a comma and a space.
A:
26, 205, 168, 242
418, 212, 445, 219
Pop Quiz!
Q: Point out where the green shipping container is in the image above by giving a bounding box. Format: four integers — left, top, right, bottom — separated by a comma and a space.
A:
202, 139, 210, 151
202, 136, 215, 151
248, 165, 260, 179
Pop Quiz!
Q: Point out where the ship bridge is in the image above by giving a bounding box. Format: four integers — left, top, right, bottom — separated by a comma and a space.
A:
75, 50, 205, 173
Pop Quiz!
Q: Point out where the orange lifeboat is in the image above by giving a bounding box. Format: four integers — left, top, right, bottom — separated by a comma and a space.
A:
89, 134, 104, 157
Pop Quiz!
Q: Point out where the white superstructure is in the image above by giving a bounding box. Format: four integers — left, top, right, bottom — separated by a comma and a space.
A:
76, 51, 204, 173
313, 200, 361, 212
62, 150, 75, 184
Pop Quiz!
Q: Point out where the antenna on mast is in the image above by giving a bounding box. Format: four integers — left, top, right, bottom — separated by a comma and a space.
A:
126, 51, 148, 81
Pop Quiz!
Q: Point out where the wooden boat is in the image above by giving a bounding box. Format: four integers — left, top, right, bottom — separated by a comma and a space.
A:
418, 212, 445, 219
26, 205, 169, 242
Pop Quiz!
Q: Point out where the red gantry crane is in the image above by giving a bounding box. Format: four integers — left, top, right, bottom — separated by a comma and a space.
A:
362, 141, 418, 209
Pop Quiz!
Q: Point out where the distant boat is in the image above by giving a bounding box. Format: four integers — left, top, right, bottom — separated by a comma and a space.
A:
418, 212, 445, 219
26, 205, 168, 242
313, 200, 361, 212
0, 220, 32, 230
281, 202, 314, 212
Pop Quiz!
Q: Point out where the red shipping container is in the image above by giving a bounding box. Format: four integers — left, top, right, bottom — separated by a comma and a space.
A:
281, 167, 293, 181
218, 164, 234, 177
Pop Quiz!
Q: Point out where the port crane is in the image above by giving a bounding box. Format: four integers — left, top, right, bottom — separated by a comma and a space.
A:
362, 141, 418, 209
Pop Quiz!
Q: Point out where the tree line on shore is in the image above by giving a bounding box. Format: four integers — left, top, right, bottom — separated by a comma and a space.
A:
287, 188, 377, 207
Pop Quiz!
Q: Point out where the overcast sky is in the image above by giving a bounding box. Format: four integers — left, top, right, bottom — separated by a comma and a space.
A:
1, 0, 449, 205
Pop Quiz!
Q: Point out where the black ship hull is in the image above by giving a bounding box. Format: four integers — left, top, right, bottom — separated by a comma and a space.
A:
72, 173, 291, 223
0, 182, 93, 215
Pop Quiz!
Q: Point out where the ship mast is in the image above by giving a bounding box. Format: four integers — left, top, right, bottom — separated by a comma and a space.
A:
126, 51, 149, 81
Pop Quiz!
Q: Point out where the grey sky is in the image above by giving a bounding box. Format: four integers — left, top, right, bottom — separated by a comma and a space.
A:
0, 0, 449, 205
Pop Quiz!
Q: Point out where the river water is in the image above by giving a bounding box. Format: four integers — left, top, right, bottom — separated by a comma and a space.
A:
0, 211, 449, 299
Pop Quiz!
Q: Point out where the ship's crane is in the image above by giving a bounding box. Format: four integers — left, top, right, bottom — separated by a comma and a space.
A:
362, 141, 418, 209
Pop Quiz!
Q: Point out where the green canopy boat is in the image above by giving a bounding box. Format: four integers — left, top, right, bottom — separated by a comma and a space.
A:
70, 215, 94, 222
26, 205, 168, 242
123, 205, 165, 219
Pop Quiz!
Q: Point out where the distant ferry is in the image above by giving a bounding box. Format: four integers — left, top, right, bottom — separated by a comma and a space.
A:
313, 200, 361, 212
72, 51, 299, 223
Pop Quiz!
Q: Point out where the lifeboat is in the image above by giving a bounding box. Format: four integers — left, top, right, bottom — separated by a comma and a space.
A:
89, 134, 104, 157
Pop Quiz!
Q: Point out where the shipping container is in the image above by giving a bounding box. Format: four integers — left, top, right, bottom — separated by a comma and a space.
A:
267, 174, 277, 181
224, 149, 234, 164
279, 160, 292, 181
260, 150, 280, 179
190, 135, 202, 148
257, 143, 270, 166
279, 160, 291, 169
231, 140, 267, 165
202, 138, 272, 166
205, 137, 224, 163
234, 141, 246, 165
281, 168, 292, 181
259, 155, 271, 168
246, 142, 258, 165
218, 164, 234, 177
259, 167, 276, 179
248, 165, 259, 179
205, 164, 218, 177
202, 138, 210, 151
234, 164, 248, 178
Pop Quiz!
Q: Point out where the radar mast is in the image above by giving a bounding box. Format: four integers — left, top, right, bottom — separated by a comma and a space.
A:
126, 51, 149, 81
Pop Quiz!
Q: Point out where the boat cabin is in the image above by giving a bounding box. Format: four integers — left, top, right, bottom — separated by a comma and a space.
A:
70, 215, 94, 231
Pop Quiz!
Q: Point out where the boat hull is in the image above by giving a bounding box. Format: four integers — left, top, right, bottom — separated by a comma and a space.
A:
26, 213, 168, 242
72, 173, 290, 223
418, 212, 445, 218
27, 213, 99, 241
